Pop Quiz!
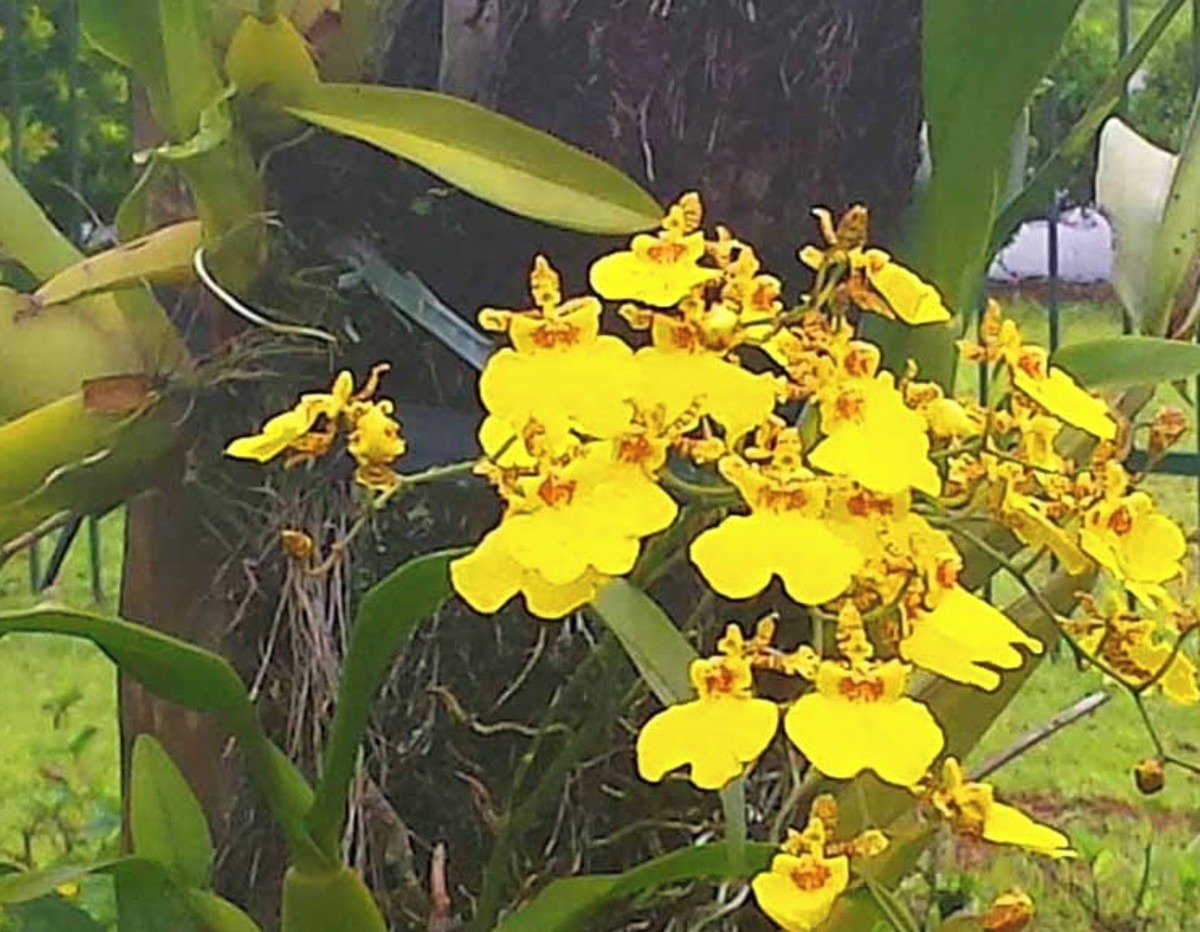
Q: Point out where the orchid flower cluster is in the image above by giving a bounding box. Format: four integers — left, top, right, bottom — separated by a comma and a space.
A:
226, 196, 1200, 931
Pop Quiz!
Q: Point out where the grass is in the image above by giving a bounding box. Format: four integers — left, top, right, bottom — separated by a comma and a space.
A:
0, 514, 123, 870
0, 299, 1196, 926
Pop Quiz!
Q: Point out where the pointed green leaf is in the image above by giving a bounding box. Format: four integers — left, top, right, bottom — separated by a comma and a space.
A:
5, 896, 106, 932
130, 735, 215, 889
281, 867, 386, 932
0, 864, 117, 904
0, 161, 80, 281
185, 891, 262, 932
592, 579, 695, 703
280, 83, 662, 234
1053, 335, 1200, 388
305, 550, 460, 856
493, 842, 775, 932
113, 859, 197, 932
82, 0, 221, 141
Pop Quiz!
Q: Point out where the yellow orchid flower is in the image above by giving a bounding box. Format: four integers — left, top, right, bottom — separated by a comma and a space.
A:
809, 371, 941, 496
589, 193, 720, 307
690, 441, 864, 605
1069, 602, 1199, 705
449, 529, 606, 620
799, 205, 952, 324
636, 635, 779, 790
479, 257, 638, 438
900, 586, 1043, 691
751, 800, 887, 932
225, 370, 359, 465
346, 400, 406, 492
784, 656, 944, 786
225, 404, 324, 463
1080, 489, 1186, 606
982, 890, 1035, 932
930, 758, 1074, 858
751, 849, 849, 932
632, 316, 780, 438
1010, 352, 1117, 441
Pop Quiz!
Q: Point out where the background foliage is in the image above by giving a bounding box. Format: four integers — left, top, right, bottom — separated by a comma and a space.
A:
0, 0, 131, 242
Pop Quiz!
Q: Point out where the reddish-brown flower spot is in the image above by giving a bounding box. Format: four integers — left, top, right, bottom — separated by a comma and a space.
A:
834, 389, 865, 422
1016, 352, 1043, 379
618, 433, 655, 465
1107, 505, 1134, 536
837, 676, 885, 703
789, 861, 833, 892
530, 320, 581, 349
538, 476, 577, 507
647, 240, 689, 264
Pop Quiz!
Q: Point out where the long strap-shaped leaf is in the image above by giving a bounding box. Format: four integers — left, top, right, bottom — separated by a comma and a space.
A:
304, 550, 461, 857
492, 841, 775, 932
278, 83, 662, 235
0, 605, 326, 871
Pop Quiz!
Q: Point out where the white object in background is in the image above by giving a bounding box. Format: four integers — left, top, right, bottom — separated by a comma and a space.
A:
1095, 117, 1178, 324
988, 207, 1113, 284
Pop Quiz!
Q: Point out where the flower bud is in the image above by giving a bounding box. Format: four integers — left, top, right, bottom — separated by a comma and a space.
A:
280, 529, 315, 562
982, 889, 1034, 932
1134, 758, 1165, 795
1149, 406, 1188, 459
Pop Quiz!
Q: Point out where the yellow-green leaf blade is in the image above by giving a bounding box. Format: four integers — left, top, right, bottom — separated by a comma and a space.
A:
34, 221, 202, 308
282, 83, 662, 234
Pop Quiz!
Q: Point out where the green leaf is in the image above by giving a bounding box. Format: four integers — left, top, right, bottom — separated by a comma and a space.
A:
224, 14, 319, 95
114, 859, 198, 932
1053, 335, 1200, 388
280, 867, 386, 932
592, 579, 695, 703
494, 842, 775, 932
0, 395, 175, 545
896, 0, 1083, 384
185, 891, 262, 932
0, 864, 115, 904
130, 735, 215, 889
912, 0, 1083, 310
33, 222, 202, 308
0, 160, 81, 280
0, 605, 323, 870
280, 83, 662, 234
305, 550, 460, 857
81, 0, 221, 141
992, 0, 1187, 253
6, 896, 106, 932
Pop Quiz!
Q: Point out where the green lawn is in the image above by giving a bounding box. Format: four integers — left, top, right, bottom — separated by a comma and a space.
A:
0, 514, 123, 871
0, 299, 1196, 927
